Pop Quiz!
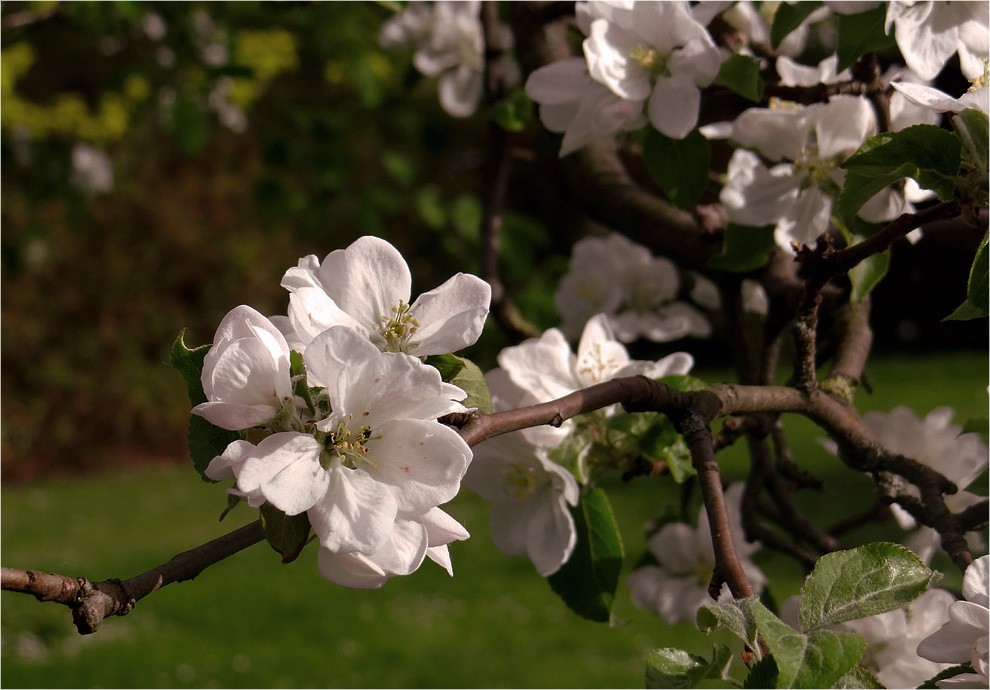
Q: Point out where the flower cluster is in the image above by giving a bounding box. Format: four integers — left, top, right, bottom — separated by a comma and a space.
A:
628, 483, 766, 624
526, 0, 726, 153
194, 236, 491, 588
554, 232, 712, 343
464, 313, 694, 575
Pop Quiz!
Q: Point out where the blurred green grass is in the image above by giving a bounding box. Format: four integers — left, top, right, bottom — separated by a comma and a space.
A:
1, 352, 986, 688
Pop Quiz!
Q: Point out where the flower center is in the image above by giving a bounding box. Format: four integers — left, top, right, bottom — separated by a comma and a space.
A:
623, 276, 660, 314
970, 61, 989, 91
323, 414, 380, 469
372, 300, 421, 353
504, 463, 542, 500
577, 343, 619, 384
630, 45, 670, 80
792, 146, 843, 196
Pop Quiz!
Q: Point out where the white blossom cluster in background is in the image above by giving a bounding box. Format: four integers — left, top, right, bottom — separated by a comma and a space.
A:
519, 0, 988, 248
195, 236, 491, 588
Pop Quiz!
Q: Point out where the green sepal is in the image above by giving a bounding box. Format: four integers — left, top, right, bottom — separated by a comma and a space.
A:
945, 231, 988, 321
259, 503, 312, 564
770, 2, 823, 49
219, 493, 242, 522
643, 128, 710, 209
170, 331, 240, 481
835, 125, 961, 226
835, 4, 895, 72
289, 349, 317, 414
490, 88, 532, 133
547, 488, 624, 623
638, 416, 694, 483
708, 224, 777, 272
644, 643, 733, 689
798, 542, 938, 631
714, 53, 763, 102
919, 663, 978, 688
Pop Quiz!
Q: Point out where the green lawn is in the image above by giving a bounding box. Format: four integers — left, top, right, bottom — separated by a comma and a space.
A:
2, 352, 986, 688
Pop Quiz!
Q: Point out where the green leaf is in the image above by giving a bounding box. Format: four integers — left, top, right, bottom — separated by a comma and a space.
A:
798, 542, 937, 631
547, 488, 624, 622
490, 88, 532, 133
708, 224, 777, 272
644, 644, 733, 689
170, 331, 239, 481
259, 503, 312, 564
448, 356, 492, 414
770, 2, 823, 49
835, 4, 896, 72
833, 664, 884, 689
714, 53, 763, 102
424, 353, 467, 381
946, 231, 988, 320
848, 249, 890, 302
954, 108, 990, 180
643, 128, 710, 209
835, 125, 961, 225
746, 599, 866, 688
547, 432, 593, 484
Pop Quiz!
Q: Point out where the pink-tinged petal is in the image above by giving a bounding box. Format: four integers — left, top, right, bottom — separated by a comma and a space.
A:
191, 401, 278, 431
287, 287, 365, 352
207, 338, 284, 408
409, 272, 491, 354
524, 495, 577, 576
316, 517, 429, 588
366, 418, 470, 512
526, 58, 593, 104
497, 328, 577, 402
308, 462, 397, 553
318, 236, 412, 332
234, 433, 327, 516
421, 506, 470, 546
963, 556, 990, 608
317, 548, 388, 589
648, 73, 700, 139
204, 439, 255, 481
280, 254, 323, 291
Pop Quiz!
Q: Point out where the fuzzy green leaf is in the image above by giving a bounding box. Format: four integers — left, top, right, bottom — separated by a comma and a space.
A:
848, 250, 890, 302
645, 644, 733, 689
798, 542, 937, 631
424, 353, 467, 381
945, 231, 988, 320
448, 356, 492, 414
547, 488, 624, 622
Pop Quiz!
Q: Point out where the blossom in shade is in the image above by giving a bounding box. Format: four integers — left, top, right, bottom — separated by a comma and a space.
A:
578, 0, 726, 139
884, 1, 989, 81
627, 483, 765, 624
917, 555, 990, 688
555, 232, 710, 343
282, 235, 490, 355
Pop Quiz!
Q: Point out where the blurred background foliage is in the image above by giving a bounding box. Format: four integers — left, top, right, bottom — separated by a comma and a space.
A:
1, 0, 984, 481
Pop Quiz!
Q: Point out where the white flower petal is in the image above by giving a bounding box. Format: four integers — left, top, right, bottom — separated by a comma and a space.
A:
234, 432, 327, 515
648, 73, 700, 139
408, 272, 491, 354
309, 462, 397, 553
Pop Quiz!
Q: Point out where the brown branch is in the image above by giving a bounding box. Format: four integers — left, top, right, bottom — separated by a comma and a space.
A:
3, 520, 264, 635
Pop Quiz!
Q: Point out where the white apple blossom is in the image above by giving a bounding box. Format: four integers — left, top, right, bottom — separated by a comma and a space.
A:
720, 95, 907, 249
204, 325, 472, 588
577, 0, 726, 139
918, 555, 990, 688
497, 313, 694, 406
525, 57, 646, 157
379, 1, 515, 118
282, 235, 491, 355
70, 143, 114, 194
892, 80, 990, 115
192, 305, 295, 431
627, 483, 765, 624
555, 232, 711, 343
885, 1, 990, 81
464, 369, 580, 577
